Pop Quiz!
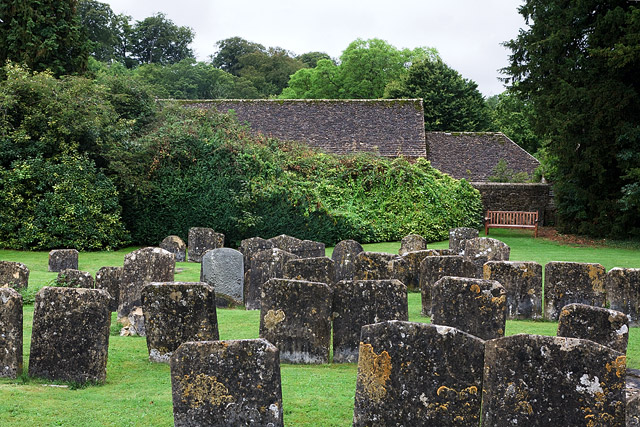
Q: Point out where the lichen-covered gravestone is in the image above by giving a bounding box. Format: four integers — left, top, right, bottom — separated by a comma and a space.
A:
142, 282, 219, 363
239, 236, 274, 274
56, 269, 94, 288
398, 234, 427, 255
95, 266, 122, 312
353, 320, 485, 426
544, 261, 606, 321
332, 279, 408, 363
419, 255, 476, 316
201, 248, 244, 307
464, 237, 510, 277
29, 287, 111, 384
0, 288, 22, 378
160, 235, 186, 262
268, 234, 325, 258
449, 227, 479, 255
48, 249, 78, 272
283, 257, 335, 286
187, 227, 224, 263
431, 276, 507, 340
171, 339, 283, 426
259, 279, 331, 364
606, 268, 640, 326
557, 303, 629, 354
353, 251, 408, 286
246, 248, 298, 310
627, 369, 640, 427
0, 261, 29, 289
483, 261, 543, 320
331, 239, 364, 282
482, 334, 626, 426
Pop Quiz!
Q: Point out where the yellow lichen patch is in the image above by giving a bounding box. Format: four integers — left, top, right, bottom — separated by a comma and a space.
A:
515, 400, 533, 415
605, 356, 626, 378
264, 309, 286, 329
491, 295, 506, 305
169, 290, 183, 302
470, 284, 481, 293
587, 265, 605, 292
358, 343, 392, 403
454, 415, 464, 422
180, 373, 234, 408
519, 265, 536, 278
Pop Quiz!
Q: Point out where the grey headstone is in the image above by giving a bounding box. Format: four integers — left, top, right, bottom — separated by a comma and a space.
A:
464, 237, 510, 277
160, 235, 186, 262
544, 261, 606, 321
48, 249, 78, 272
353, 251, 408, 286
201, 248, 244, 306
95, 266, 122, 312
187, 227, 224, 263
171, 339, 283, 427
268, 234, 325, 258
606, 268, 640, 326
246, 248, 298, 311
627, 369, 640, 427
483, 261, 543, 320
449, 227, 479, 255
402, 249, 453, 292
419, 255, 476, 316
56, 269, 94, 288
557, 303, 629, 354
0, 261, 29, 289
142, 282, 219, 363
398, 234, 427, 255
0, 288, 22, 378
239, 236, 274, 274
331, 239, 364, 282
283, 257, 335, 286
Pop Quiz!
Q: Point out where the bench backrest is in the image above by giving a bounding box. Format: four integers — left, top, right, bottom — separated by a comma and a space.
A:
486, 211, 538, 226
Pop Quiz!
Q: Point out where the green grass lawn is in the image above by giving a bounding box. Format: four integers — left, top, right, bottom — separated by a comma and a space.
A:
1, 230, 639, 426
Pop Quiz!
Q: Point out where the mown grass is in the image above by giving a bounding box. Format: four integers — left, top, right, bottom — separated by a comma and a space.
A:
1, 229, 639, 426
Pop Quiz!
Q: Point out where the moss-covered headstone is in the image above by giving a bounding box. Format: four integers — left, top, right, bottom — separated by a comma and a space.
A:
544, 261, 606, 321
557, 303, 629, 354
246, 248, 298, 311
283, 257, 335, 287
0, 261, 29, 289
419, 255, 476, 316
331, 239, 364, 282
0, 288, 22, 378
483, 261, 543, 320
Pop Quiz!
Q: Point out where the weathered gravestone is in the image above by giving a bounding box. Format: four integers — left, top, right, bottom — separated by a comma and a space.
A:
353, 320, 485, 426
419, 255, 476, 316
607, 268, 640, 326
95, 266, 122, 312
283, 257, 335, 286
544, 261, 606, 321
0, 288, 22, 378
483, 261, 543, 320
160, 235, 186, 262
331, 239, 364, 282
142, 282, 219, 363
402, 249, 454, 292
398, 234, 427, 255
557, 303, 629, 354
29, 287, 111, 384
239, 236, 274, 274
246, 248, 298, 310
332, 280, 407, 363
353, 251, 409, 286
268, 234, 325, 258
482, 334, 626, 426
431, 276, 507, 340
200, 248, 244, 307
0, 261, 29, 289
259, 278, 331, 364
187, 227, 224, 263
171, 339, 283, 427
48, 249, 78, 272
119, 247, 175, 335
56, 269, 94, 288
449, 227, 479, 255
627, 369, 640, 427
464, 237, 510, 277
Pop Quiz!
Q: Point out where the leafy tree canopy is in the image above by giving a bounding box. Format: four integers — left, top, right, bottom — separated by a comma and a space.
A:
211, 36, 266, 75
127, 12, 194, 66
487, 89, 543, 155
77, 0, 130, 63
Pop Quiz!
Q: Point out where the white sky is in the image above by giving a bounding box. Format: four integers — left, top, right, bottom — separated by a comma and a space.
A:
102, 0, 527, 97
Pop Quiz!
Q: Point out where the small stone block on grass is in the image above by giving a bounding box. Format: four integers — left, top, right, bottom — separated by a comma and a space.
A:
353, 320, 485, 426
187, 227, 224, 263
0, 261, 29, 289
201, 248, 244, 306
557, 303, 629, 354
331, 239, 364, 282
606, 268, 640, 326
171, 339, 283, 427
48, 249, 78, 272
160, 235, 186, 262
483, 261, 543, 320
544, 261, 606, 321
0, 288, 22, 378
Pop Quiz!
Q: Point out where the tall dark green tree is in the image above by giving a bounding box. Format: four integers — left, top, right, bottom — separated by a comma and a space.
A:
504, 1, 640, 237
77, 0, 130, 63
487, 89, 543, 155
0, 0, 89, 76
211, 37, 265, 75
128, 13, 194, 65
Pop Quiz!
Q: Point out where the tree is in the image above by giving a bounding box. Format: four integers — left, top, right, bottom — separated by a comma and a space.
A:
297, 51, 332, 68
77, 0, 130, 63
236, 47, 305, 97
279, 59, 342, 99
211, 37, 265, 75
128, 13, 194, 65
487, 89, 543, 155
504, 1, 640, 237
0, 0, 89, 76
385, 58, 491, 132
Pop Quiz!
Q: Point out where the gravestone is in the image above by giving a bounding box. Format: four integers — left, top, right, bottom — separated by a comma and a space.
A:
95, 266, 122, 312
142, 282, 219, 363
353, 251, 408, 286
160, 235, 186, 262
544, 261, 606, 321
419, 255, 476, 316
398, 234, 427, 255
246, 248, 298, 310
268, 234, 325, 258
239, 236, 274, 274
431, 276, 507, 340
483, 261, 543, 320
482, 334, 626, 426
464, 237, 511, 277
187, 227, 224, 263
557, 303, 629, 354
29, 287, 111, 384
171, 339, 283, 427
606, 268, 640, 326
332, 279, 408, 363
627, 369, 640, 427
48, 249, 78, 272
0, 261, 29, 289
118, 247, 175, 334
401, 249, 452, 292
259, 278, 331, 364
0, 288, 22, 378
449, 227, 479, 255
331, 239, 364, 282
353, 320, 485, 426
283, 257, 335, 286
201, 248, 244, 307
56, 269, 94, 288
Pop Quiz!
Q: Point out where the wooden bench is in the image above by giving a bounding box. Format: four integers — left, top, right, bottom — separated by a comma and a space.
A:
485, 211, 539, 237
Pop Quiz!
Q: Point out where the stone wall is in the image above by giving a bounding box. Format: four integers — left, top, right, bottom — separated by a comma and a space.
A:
177, 99, 427, 157
471, 182, 556, 226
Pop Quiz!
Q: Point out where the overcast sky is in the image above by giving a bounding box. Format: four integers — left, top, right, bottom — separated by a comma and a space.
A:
102, 0, 527, 97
